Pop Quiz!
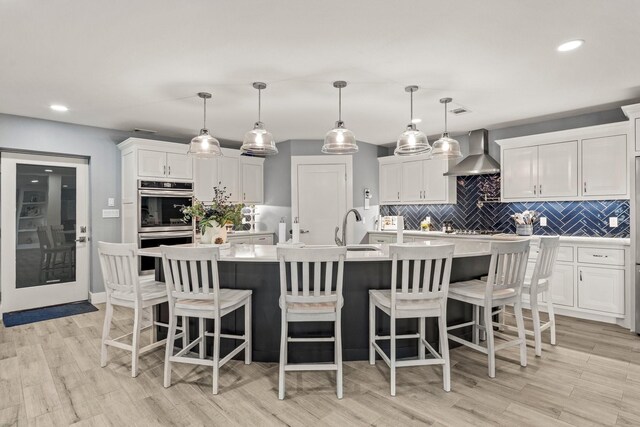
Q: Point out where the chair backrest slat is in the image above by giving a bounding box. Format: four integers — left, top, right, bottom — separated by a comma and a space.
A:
98, 242, 143, 300
530, 236, 560, 293
302, 262, 310, 296
485, 240, 531, 297
160, 246, 221, 305
313, 261, 321, 296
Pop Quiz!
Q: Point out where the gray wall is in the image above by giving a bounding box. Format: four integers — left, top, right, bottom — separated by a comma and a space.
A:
0, 113, 192, 294
260, 139, 385, 243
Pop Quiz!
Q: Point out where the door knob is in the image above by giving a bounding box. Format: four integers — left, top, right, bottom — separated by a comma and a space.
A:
75, 236, 87, 243
300, 229, 310, 234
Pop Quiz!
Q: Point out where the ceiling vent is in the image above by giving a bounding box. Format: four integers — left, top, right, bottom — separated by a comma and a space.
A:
450, 107, 471, 115
133, 128, 157, 134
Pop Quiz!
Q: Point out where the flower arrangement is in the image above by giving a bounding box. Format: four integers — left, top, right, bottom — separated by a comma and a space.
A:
177, 185, 243, 240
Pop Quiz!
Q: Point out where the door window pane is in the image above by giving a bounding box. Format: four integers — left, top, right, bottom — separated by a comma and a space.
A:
16, 164, 76, 288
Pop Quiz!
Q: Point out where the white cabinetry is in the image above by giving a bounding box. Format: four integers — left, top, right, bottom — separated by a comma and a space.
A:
378, 155, 455, 205
193, 157, 218, 202
240, 157, 264, 204
497, 122, 629, 201
545, 263, 575, 307
137, 148, 192, 180
166, 152, 193, 180
218, 156, 240, 202
578, 266, 624, 315
226, 233, 273, 245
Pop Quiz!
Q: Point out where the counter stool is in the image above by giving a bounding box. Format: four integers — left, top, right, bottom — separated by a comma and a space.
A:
276, 246, 347, 400
161, 245, 252, 395
98, 242, 175, 377
369, 243, 455, 395
500, 236, 559, 356
447, 240, 530, 378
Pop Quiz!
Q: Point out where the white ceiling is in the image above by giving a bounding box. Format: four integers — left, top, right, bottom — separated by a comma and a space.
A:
1, 0, 639, 145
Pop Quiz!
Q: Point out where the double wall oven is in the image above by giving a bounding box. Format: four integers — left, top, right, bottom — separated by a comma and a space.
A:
138, 180, 193, 272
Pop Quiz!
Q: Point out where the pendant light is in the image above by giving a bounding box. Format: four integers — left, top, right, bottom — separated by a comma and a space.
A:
188, 92, 222, 158
241, 82, 278, 156
394, 85, 431, 156
322, 81, 358, 155
430, 97, 462, 159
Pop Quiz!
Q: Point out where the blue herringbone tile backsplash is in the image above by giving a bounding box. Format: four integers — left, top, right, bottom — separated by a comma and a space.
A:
380, 174, 630, 238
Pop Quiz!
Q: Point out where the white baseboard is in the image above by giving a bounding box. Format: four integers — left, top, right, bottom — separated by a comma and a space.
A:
89, 292, 106, 304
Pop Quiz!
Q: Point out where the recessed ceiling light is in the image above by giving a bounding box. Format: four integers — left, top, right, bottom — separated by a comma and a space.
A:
411, 118, 422, 124
557, 39, 584, 52
31, 179, 39, 183
50, 104, 69, 112
44, 169, 53, 173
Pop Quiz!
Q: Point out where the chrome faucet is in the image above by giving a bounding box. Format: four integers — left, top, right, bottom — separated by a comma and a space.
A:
335, 209, 362, 246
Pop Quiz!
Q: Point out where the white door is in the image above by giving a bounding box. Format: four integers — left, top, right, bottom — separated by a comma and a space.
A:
138, 149, 167, 178
193, 157, 218, 202
379, 162, 402, 203
581, 135, 627, 197
401, 160, 423, 202
577, 266, 624, 315
241, 161, 263, 204
423, 159, 447, 202
1, 153, 90, 314
218, 156, 240, 202
502, 146, 539, 199
538, 141, 578, 198
292, 156, 351, 245
544, 263, 575, 307
166, 152, 192, 180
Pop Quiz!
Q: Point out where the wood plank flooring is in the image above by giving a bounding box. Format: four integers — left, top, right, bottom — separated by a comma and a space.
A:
0, 305, 639, 426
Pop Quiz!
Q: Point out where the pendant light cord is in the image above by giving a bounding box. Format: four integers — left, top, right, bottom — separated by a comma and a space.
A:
443, 100, 448, 133
338, 87, 342, 122
258, 88, 262, 123
203, 97, 207, 129
410, 90, 414, 122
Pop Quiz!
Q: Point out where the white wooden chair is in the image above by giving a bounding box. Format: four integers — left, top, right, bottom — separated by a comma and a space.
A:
161, 245, 252, 395
98, 242, 173, 377
276, 246, 347, 400
369, 243, 455, 396
447, 240, 530, 378
500, 236, 559, 356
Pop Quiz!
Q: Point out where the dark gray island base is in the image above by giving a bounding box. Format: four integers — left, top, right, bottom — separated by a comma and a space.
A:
155, 256, 490, 363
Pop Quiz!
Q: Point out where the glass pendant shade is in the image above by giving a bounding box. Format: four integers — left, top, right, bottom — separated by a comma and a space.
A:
322, 121, 358, 154
241, 82, 278, 156
322, 81, 358, 155
394, 123, 430, 156
189, 92, 222, 158
429, 97, 463, 160
395, 85, 431, 156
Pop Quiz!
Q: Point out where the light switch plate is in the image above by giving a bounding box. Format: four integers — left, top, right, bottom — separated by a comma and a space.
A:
107, 198, 115, 207
102, 209, 120, 218
540, 217, 547, 227
609, 217, 618, 227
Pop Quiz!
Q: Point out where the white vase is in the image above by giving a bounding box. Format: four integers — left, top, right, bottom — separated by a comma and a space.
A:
200, 222, 228, 244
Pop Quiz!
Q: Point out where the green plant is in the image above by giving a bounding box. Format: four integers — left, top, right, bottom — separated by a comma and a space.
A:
177, 185, 243, 232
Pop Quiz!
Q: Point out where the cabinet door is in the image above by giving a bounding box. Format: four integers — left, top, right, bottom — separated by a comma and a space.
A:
379, 162, 402, 203
217, 156, 240, 202
166, 152, 192, 180
582, 135, 627, 197
423, 159, 447, 202
138, 149, 167, 178
401, 160, 423, 202
538, 141, 578, 198
193, 157, 218, 202
241, 161, 263, 204
578, 266, 624, 315
502, 146, 538, 199
544, 263, 575, 307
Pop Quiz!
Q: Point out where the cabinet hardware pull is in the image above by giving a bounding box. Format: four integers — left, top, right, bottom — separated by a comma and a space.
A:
163, 165, 166, 175
533, 185, 536, 195
397, 191, 400, 200
168, 166, 171, 175
243, 192, 246, 200
539, 184, 542, 195
579, 270, 582, 281
584, 182, 587, 193
592, 254, 608, 258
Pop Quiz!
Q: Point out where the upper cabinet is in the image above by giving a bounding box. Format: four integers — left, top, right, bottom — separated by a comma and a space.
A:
378, 155, 456, 205
240, 157, 264, 204
497, 122, 629, 202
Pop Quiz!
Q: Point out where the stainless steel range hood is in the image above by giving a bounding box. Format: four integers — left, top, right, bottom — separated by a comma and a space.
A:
443, 129, 500, 176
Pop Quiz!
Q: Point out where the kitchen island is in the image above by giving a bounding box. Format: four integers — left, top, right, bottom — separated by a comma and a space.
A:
139, 242, 494, 363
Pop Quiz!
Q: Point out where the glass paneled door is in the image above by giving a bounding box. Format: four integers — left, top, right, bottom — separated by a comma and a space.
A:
1, 153, 89, 314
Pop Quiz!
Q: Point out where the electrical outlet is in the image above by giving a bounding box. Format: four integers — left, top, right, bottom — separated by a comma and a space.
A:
107, 197, 115, 207
540, 217, 547, 227
609, 217, 618, 227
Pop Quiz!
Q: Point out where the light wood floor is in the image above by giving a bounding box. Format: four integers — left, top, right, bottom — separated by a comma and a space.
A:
1, 305, 639, 426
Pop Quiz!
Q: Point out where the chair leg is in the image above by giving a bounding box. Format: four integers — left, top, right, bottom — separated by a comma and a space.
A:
484, 305, 496, 378
245, 298, 252, 364
498, 305, 506, 331
278, 312, 288, 400
547, 297, 557, 346
418, 317, 426, 360
100, 301, 114, 368
131, 306, 143, 378
531, 294, 542, 357
514, 300, 528, 368
212, 316, 221, 395
390, 316, 396, 396
199, 318, 206, 359
182, 316, 189, 349
472, 305, 480, 345
335, 310, 343, 399
369, 297, 375, 365
163, 313, 177, 388
438, 314, 451, 392
151, 306, 158, 343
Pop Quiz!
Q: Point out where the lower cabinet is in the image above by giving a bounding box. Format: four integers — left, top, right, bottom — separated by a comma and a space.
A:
578, 266, 625, 315
227, 234, 274, 245
543, 263, 575, 307
369, 234, 396, 244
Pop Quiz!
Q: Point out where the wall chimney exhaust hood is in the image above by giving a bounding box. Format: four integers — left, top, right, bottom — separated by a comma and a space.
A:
443, 129, 500, 176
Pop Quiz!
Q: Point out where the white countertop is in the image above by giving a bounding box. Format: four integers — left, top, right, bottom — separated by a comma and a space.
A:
138, 241, 493, 262
368, 230, 630, 246
226, 230, 273, 236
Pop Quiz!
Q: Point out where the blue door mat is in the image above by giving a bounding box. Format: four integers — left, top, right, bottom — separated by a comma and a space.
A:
2, 301, 98, 327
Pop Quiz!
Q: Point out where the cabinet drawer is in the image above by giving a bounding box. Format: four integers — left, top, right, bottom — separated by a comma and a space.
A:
530, 244, 573, 262
577, 247, 624, 266
252, 235, 273, 245
369, 234, 395, 244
